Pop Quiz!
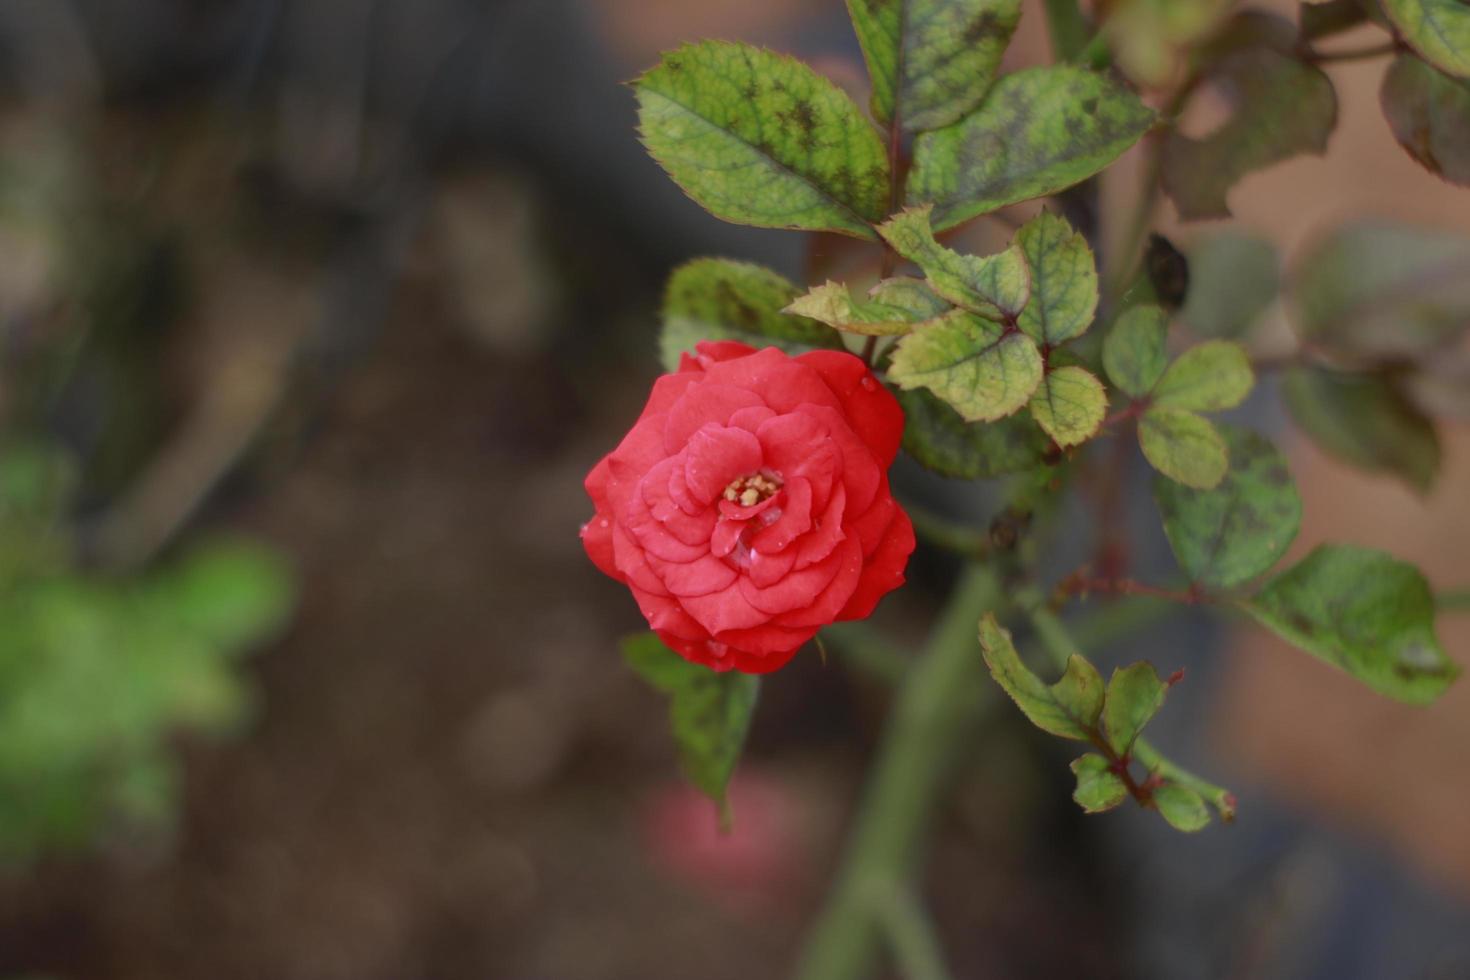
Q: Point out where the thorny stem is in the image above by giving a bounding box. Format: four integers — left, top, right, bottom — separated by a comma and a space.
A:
875, 887, 956, 980
905, 502, 994, 560
795, 565, 1001, 980
1057, 570, 1210, 606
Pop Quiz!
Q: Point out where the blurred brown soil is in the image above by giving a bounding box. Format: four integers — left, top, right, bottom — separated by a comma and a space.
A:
0, 276, 1122, 978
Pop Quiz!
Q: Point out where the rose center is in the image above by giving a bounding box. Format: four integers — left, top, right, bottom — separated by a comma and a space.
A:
722, 471, 782, 508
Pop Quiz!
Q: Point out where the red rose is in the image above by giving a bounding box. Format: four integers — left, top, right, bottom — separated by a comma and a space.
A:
582, 342, 915, 673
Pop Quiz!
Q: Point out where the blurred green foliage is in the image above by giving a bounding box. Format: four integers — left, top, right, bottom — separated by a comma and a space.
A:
0, 442, 293, 864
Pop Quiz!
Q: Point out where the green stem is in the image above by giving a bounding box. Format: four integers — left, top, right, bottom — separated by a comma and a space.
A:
1131, 737, 1237, 821
876, 887, 955, 980
795, 564, 1001, 980
905, 502, 992, 559
821, 621, 910, 686
1041, 0, 1091, 62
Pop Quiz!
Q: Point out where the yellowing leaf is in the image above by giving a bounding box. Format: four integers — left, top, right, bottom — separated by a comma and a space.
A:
888, 311, 1042, 422
878, 207, 1030, 319
1151, 341, 1254, 412
1102, 305, 1169, 398
1138, 408, 1228, 489
1029, 366, 1108, 448
1015, 211, 1098, 345
784, 281, 928, 336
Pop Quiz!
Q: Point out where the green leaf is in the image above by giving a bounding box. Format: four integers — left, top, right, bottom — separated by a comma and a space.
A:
979, 614, 1104, 741
1154, 425, 1302, 589
621, 633, 760, 814
898, 388, 1049, 478
1102, 305, 1169, 398
888, 312, 1042, 421
784, 281, 927, 336
634, 41, 889, 238
1381, 55, 1470, 187
1150, 340, 1254, 412
660, 258, 842, 370
1029, 366, 1108, 448
845, 0, 1022, 131
1071, 754, 1128, 813
1103, 662, 1168, 756
1138, 408, 1228, 489
1154, 783, 1211, 832
1383, 0, 1470, 80
1180, 233, 1281, 338
1015, 211, 1099, 345
908, 66, 1156, 231
1282, 367, 1441, 494
1162, 46, 1336, 219
878, 207, 1030, 319
1244, 545, 1460, 704
1288, 222, 1470, 358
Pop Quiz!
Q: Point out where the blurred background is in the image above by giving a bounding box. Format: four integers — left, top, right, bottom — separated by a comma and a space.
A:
0, 1, 1467, 978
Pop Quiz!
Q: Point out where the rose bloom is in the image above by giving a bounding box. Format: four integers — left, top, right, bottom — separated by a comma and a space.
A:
582, 342, 915, 673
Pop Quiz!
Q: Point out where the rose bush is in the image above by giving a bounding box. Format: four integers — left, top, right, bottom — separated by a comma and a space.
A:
582, 342, 915, 673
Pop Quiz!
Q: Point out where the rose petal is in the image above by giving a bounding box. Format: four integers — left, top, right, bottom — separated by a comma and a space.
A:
645, 551, 739, 597
797, 350, 904, 465
644, 459, 717, 546
727, 405, 777, 434
755, 412, 829, 477
751, 477, 813, 554
710, 516, 747, 559
692, 340, 759, 366
745, 542, 798, 589
793, 480, 847, 569
680, 583, 771, 635
844, 489, 895, 557
838, 507, 915, 622
700, 347, 842, 414
773, 537, 864, 629
656, 630, 739, 672
738, 542, 848, 617
606, 418, 669, 500
624, 489, 707, 563
714, 621, 817, 659
639, 371, 702, 423
682, 423, 764, 503
612, 523, 670, 596
794, 404, 880, 515
664, 385, 765, 455
630, 586, 706, 639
